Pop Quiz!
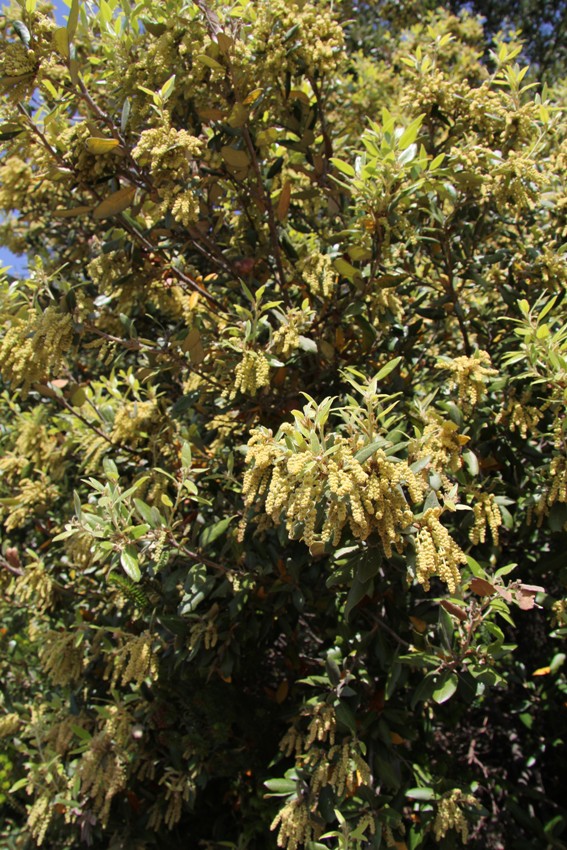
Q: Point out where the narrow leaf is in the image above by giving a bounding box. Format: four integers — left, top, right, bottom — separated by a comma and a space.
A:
53, 25, 69, 57
85, 137, 120, 154
93, 186, 136, 219
120, 545, 141, 582
276, 180, 291, 221
67, 0, 80, 42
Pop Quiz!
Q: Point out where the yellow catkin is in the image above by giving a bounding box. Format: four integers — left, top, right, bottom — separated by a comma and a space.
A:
441, 350, 497, 408
232, 349, 271, 396
0, 306, 73, 395
27, 795, 52, 846
0, 713, 21, 738
271, 799, 316, 850
469, 493, 502, 545
415, 508, 466, 593
242, 428, 427, 559
300, 253, 336, 298
434, 789, 478, 843
304, 703, 336, 748
78, 732, 126, 826
105, 631, 158, 689
13, 559, 55, 611
40, 631, 84, 687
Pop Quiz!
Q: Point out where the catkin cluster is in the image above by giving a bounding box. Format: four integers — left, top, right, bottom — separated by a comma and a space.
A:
272, 306, 313, 358
147, 768, 198, 831
433, 789, 478, 843
232, 349, 271, 396
496, 394, 543, 438
13, 559, 54, 611
188, 604, 219, 652
441, 350, 497, 408
40, 630, 84, 687
78, 732, 126, 826
415, 508, 466, 593
26, 795, 52, 847
133, 124, 202, 226
112, 399, 159, 446
0, 713, 21, 738
253, 0, 345, 79
304, 702, 336, 748
105, 631, 158, 689
469, 492, 502, 545
0, 306, 73, 395
133, 125, 201, 179
309, 739, 370, 797
537, 452, 567, 526
3, 476, 59, 532
300, 253, 336, 298
271, 799, 317, 850
410, 411, 468, 473
242, 427, 426, 557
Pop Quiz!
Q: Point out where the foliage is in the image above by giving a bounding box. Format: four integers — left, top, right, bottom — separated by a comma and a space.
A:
0, 1, 566, 848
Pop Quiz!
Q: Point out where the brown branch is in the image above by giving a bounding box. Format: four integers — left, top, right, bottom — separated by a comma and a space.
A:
169, 536, 229, 573
52, 393, 143, 458
116, 214, 226, 310
76, 76, 126, 146
369, 613, 411, 648
192, 0, 223, 39
242, 125, 288, 293
309, 76, 333, 169
0, 555, 24, 577
442, 233, 472, 356
16, 103, 67, 167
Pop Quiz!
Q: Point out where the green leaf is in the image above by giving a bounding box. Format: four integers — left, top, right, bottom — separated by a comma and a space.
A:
13, 20, 31, 48
330, 157, 355, 177
264, 778, 297, 796
354, 441, 383, 464
344, 576, 371, 621
196, 54, 225, 72
93, 186, 136, 219
375, 357, 402, 382
0, 122, 24, 141
71, 724, 92, 740
397, 114, 425, 150
432, 672, 458, 704
160, 74, 176, 101
334, 701, 357, 734
334, 257, 359, 281
120, 97, 131, 132
67, 0, 80, 43
181, 442, 192, 468
199, 515, 234, 548
406, 787, 435, 801
120, 545, 141, 582
411, 671, 437, 708
221, 146, 250, 168
85, 137, 120, 154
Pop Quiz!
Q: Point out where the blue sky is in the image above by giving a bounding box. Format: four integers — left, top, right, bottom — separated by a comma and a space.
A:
0, 0, 69, 276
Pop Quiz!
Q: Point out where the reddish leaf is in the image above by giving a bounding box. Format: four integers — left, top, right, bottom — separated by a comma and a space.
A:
440, 599, 467, 621
469, 577, 496, 596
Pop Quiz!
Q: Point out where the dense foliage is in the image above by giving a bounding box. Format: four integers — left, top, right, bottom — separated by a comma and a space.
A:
0, 1, 566, 848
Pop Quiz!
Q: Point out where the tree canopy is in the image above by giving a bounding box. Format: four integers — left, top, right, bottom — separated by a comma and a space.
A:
0, 1, 566, 849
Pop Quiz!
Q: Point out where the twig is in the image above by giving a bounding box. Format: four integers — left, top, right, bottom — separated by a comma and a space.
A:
242, 126, 288, 293
309, 76, 333, 168
169, 536, 229, 573
53, 393, 143, 458
369, 613, 411, 648
192, 0, 223, 39
16, 103, 67, 167
0, 555, 24, 577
